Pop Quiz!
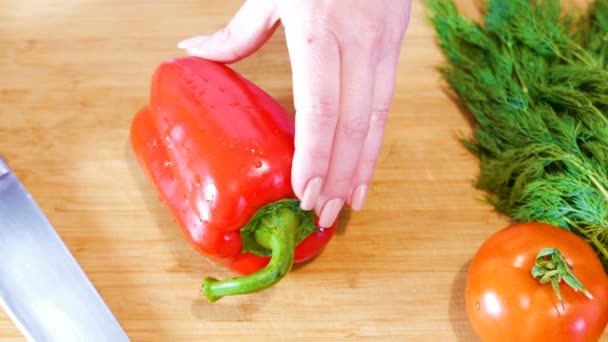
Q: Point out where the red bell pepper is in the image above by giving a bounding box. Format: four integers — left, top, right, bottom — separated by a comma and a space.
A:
130, 56, 337, 302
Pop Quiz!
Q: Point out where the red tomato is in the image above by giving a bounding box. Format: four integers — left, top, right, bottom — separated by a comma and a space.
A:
465, 222, 608, 342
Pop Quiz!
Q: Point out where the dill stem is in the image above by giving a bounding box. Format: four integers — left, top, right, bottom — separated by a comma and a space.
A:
589, 102, 608, 125
600, 33, 608, 66
586, 173, 608, 205
591, 237, 608, 264
570, 47, 595, 67
562, 164, 608, 266
564, 218, 608, 265
557, 152, 608, 206
507, 42, 534, 106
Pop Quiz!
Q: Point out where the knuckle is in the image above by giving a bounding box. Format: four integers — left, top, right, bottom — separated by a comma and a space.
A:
387, 12, 410, 44
343, 8, 386, 47
307, 148, 332, 163
298, 16, 337, 45
297, 101, 339, 128
383, 26, 405, 47
340, 117, 370, 140
301, 99, 338, 117
361, 156, 379, 171
331, 173, 354, 186
342, 21, 383, 50
298, 147, 332, 171
217, 25, 245, 60
359, 22, 384, 46
294, 100, 339, 164
323, 176, 354, 198
371, 105, 390, 124
217, 24, 233, 41
228, 47, 244, 61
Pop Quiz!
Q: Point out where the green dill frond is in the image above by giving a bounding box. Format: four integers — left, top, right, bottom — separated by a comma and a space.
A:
573, 0, 608, 65
425, 0, 608, 272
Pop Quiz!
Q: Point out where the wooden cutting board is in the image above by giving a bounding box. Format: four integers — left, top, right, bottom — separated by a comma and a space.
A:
1, 0, 606, 341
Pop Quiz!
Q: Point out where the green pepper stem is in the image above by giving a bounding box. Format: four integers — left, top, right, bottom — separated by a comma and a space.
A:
202, 209, 298, 302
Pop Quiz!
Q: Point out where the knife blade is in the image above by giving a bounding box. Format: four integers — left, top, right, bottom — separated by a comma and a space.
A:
0, 156, 130, 342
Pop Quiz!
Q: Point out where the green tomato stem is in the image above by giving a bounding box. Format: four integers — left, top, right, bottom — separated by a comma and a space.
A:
531, 247, 594, 310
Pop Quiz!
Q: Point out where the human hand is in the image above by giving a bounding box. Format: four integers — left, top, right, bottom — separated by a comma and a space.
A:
178, 0, 412, 228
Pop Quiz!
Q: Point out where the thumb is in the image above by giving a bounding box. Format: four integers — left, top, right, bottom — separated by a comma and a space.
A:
178, 0, 279, 63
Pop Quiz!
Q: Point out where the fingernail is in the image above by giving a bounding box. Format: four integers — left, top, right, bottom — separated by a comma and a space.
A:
177, 36, 210, 49
319, 198, 344, 228
350, 184, 369, 211
300, 177, 323, 210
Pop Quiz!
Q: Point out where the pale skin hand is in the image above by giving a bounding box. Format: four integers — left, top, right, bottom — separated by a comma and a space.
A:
178, 0, 412, 228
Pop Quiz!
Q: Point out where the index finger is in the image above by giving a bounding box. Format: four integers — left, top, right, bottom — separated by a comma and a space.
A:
283, 18, 341, 211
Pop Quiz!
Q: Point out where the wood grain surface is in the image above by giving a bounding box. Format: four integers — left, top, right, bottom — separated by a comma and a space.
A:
1, 0, 606, 341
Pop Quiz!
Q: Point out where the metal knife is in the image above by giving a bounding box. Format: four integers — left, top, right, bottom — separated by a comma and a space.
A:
0, 156, 130, 342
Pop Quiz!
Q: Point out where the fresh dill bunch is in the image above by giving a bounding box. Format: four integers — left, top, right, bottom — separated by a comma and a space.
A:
425, 0, 608, 272
571, 0, 608, 66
